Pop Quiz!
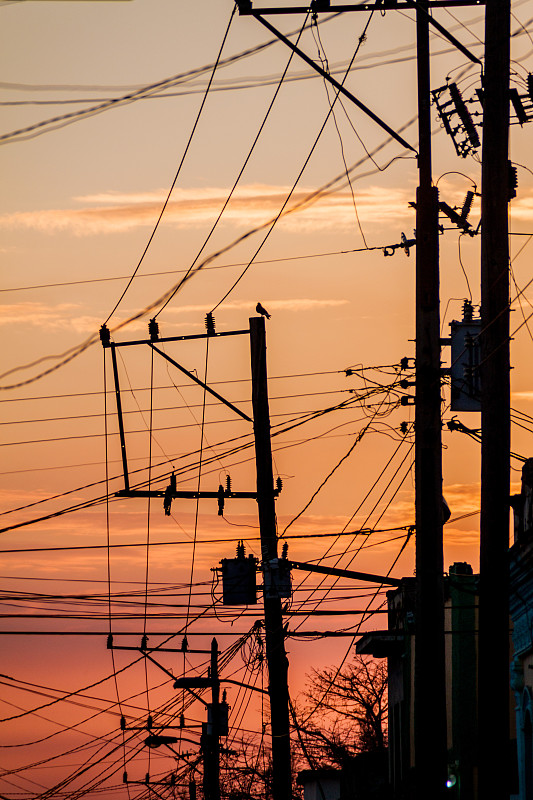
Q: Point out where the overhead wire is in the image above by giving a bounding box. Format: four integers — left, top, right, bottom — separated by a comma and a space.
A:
208, 7, 379, 314
0, 114, 416, 391
311, 14, 370, 248
0, 378, 403, 534
0, 12, 342, 144
104, 6, 236, 326
154, 12, 309, 319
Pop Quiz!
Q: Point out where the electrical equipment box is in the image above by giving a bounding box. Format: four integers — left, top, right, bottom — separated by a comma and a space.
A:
220, 547, 258, 605
207, 701, 229, 737
449, 302, 481, 412
263, 557, 292, 599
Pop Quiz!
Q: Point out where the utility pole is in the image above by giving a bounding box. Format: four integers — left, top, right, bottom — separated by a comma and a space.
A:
202, 638, 221, 800
413, 2, 447, 797
478, 0, 511, 795
250, 316, 292, 800
234, 5, 482, 797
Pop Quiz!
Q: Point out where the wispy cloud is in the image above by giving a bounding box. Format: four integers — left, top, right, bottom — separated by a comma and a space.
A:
0, 184, 413, 236
0, 302, 84, 330
1, 298, 349, 333
443, 482, 480, 516
511, 196, 533, 221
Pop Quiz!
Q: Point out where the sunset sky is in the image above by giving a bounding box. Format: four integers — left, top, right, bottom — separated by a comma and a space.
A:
2, 0, 533, 797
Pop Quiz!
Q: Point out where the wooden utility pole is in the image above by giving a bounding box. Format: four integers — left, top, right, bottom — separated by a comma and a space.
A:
478, 0, 511, 794
414, 2, 447, 797
202, 638, 221, 800
250, 316, 292, 800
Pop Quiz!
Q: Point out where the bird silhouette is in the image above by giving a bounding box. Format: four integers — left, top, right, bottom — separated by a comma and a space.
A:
256, 302, 271, 319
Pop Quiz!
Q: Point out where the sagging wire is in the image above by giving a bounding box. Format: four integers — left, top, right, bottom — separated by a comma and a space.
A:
294, 530, 412, 729
289, 447, 414, 631
0, 120, 417, 392
208, 7, 382, 314
311, 12, 370, 249
154, 10, 310, 319
104, 5, 237, 325
281, 423, 373, 538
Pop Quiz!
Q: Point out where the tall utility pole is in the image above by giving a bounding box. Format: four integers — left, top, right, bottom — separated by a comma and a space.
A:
478, 0, 511, 795
202, 638, 221, 800
413, 2, 447, 797
250, 316, 292, 800
233, 5, 483, 797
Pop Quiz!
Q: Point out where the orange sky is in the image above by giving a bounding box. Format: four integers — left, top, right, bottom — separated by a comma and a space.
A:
2, 0, 533, 797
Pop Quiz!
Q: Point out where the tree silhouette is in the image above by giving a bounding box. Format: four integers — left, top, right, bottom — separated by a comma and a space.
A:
295, 654, 388, 769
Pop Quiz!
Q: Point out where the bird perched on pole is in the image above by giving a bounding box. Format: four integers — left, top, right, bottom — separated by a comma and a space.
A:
256, 302, 271, 319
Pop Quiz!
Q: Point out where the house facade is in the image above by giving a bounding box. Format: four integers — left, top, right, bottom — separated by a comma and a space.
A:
357, 563, 478, 798
510, 458, 533, 800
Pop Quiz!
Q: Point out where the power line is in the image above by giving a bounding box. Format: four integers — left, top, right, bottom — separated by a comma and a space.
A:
0, 247, 395, 294
104, 7, 236, 326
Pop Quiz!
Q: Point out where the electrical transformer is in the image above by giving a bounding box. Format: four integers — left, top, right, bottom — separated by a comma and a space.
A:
207, 699, 229, 737
220, 544, 258, 605
449, 301, 481, 412
263, 557, 292, 599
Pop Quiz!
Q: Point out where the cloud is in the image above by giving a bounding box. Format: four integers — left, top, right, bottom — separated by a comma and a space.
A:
163, 298, 349, 315
0, 184, 413, 236
1, 298, 349, 333
510, 196, 533, 221
0, 302, 83, 330
443, 482, 480, 516
512, 391, 533, 401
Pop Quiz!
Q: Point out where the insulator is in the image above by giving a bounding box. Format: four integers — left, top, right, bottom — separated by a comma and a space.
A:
141, 634, 148, 651
528, 73, 533, 104
276, 476, 283, 493
163, 486, 173, 516
164, 473, 176, 516
400, 357, 410, 370
145, 773, 150, 785
122, 772, 128, 784
236, 539, 245, 559
222, 689, 227, 702
179, 714, 185, 728
148, 318, 159, 341
181, 635, 188, 652
345, 368, 354, 376
106, 633, 113, 649
205, 312, 216, 336
400, 422, 408, 435
147, 715, 153, 730
510, 87, 528, 125
460, 191, 474, 222
448, 83, 480, 151
217, 484, 225, 516
99, 324, 111, 346
462, 299, 474, 322
120, 715, 126, 731
439, 201, 462, 227
281, 542, 289, 560
311, 0, 331, 12
170, 774, 176, 786
226, 474, 232, 494
509, 161, 518, 200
